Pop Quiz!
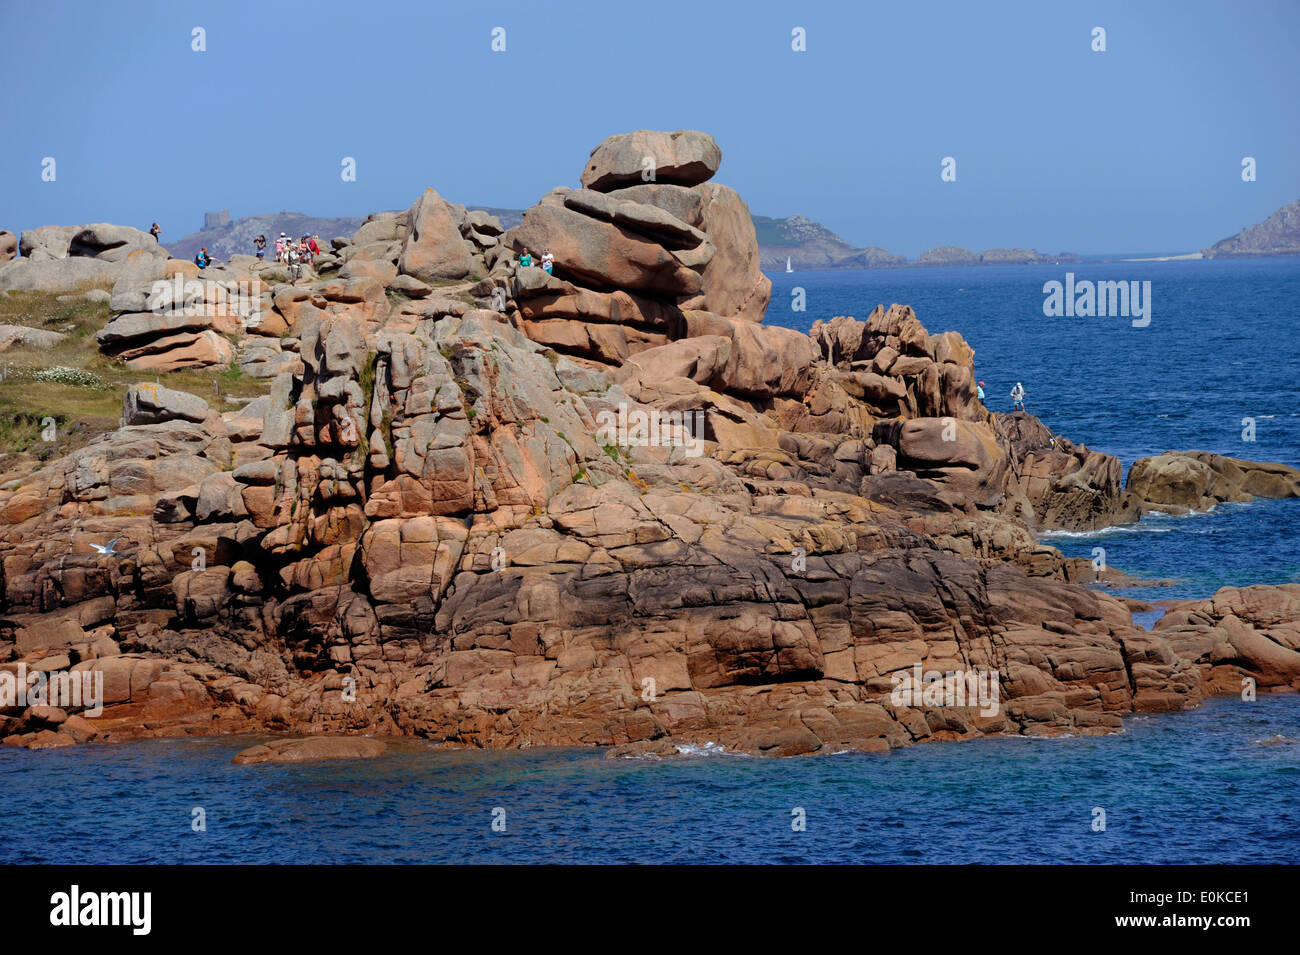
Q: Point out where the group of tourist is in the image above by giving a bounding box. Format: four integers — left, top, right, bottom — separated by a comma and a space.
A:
262, 232, 321, 265
185, 231, 321, 272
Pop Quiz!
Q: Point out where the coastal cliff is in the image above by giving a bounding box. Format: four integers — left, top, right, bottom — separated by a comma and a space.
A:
2, 130, 1298, 756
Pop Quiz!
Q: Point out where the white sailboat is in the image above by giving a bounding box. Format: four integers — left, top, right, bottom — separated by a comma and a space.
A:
785, 257, 793, 273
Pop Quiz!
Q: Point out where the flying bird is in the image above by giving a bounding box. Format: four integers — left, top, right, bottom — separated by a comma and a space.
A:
89, 537, 127, 555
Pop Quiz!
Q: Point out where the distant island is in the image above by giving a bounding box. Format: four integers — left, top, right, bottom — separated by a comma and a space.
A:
1202, 198, 1300, 259
752, 215, 1077, 270
154, 196, 1300, 272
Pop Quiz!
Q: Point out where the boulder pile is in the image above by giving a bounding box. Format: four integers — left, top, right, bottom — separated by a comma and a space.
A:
504, 129, 771, 369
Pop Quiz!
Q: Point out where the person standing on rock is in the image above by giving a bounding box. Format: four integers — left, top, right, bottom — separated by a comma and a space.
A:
541, 249, 554, 275
150, 222, 161, 243
254, 235, 266, 260
1011, 381, 1026, 411
977, 380, 985, 401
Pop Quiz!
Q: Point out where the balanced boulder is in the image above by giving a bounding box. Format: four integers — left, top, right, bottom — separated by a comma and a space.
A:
581, 129, 722, 192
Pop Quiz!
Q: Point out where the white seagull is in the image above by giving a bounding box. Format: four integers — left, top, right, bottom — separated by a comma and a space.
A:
89, 537, 127, 556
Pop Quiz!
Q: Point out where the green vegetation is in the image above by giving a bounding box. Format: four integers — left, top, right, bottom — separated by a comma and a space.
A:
0, 286, 268, 458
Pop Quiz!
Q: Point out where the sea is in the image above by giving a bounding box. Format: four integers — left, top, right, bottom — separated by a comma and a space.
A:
2, 257, 1297, 865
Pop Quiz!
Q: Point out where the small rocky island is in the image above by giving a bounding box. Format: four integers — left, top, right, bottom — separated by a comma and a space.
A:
0, 130, 1297, 757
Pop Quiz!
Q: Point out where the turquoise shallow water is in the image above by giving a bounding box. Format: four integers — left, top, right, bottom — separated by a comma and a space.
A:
3, 259, 1296, 865
1, 696, 1296, 864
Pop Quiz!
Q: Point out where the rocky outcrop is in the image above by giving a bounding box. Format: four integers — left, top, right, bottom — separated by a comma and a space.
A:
0, 223, 167, 293
96, 257, 248, 372
994, 412, 1142, 531
1126, 450, 1300, 512
0, 231, 15, 264
0, 130, 1296, 757
1154, 585, 1300, 693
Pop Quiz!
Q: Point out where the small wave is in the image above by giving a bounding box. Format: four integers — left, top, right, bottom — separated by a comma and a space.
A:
1039, 524, 1175, 541
673, 741, 745, 758
1254, 734, 1299, 746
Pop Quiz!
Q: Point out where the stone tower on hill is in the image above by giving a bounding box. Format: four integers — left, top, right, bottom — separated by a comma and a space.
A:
204, 210, 231, 229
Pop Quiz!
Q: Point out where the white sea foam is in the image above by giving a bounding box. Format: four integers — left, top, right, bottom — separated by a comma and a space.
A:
673, 741, 744, 758
1039, 524, 1176, 541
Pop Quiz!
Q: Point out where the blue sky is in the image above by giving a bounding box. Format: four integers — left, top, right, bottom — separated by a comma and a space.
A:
1, 0, 1297, 255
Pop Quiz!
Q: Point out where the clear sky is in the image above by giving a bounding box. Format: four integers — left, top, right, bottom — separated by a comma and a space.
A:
2, 0, 1297, 256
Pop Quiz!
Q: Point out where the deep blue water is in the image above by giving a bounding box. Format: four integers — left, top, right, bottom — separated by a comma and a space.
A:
768, 258, 1300, 602
1, 696, 1296, 864
3, 259, 1297, 865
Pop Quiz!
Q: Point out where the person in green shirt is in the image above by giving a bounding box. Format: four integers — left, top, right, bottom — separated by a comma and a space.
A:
519, 248, 532, 268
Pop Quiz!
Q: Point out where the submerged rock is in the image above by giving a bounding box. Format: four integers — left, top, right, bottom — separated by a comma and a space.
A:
232, 737, 387, 764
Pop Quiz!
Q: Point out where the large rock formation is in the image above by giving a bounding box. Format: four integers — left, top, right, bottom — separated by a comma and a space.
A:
1, 131, 1297, 756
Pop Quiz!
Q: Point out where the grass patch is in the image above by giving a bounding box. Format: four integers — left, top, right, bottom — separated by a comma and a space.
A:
0, 288, 268, 457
